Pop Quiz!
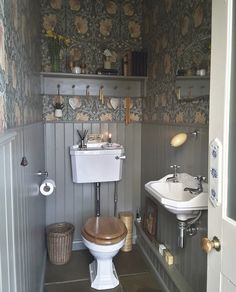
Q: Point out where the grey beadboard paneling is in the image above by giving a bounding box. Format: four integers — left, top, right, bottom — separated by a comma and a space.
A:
0, 123, 46, 292
44, 122, 141, 248
141, 123, 208, 292
0, 133, 17, 292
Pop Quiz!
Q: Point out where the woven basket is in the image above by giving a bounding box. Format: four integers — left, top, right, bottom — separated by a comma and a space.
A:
119, 211, 133, 252
46, 222, 74, 265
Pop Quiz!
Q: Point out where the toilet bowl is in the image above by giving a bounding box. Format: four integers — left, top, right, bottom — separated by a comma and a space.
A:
81, 216, 127, 290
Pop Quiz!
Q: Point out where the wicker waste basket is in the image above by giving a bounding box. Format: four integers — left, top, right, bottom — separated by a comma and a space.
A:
119, 211, 133, 252
46, 222, 74, 265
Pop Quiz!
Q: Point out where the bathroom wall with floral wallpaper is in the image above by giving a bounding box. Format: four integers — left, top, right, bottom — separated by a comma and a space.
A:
41, 0, 144, 123
0, 0, 42, 133
142, 0, 211, 125
41, 0, 142, 122
43, 94, 142, 122
41, 0, 143, 74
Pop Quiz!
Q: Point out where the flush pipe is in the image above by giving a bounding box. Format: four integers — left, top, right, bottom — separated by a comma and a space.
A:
95, 181, 119, 217
114, 181, 118, 217
178, 211, 202, 248
95, 182, 101, 217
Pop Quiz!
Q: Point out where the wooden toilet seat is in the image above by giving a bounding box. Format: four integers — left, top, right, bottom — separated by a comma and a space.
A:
82, 216, 127, 245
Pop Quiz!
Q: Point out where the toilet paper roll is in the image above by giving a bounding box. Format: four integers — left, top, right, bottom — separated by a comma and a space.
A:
40, 179, 56, 196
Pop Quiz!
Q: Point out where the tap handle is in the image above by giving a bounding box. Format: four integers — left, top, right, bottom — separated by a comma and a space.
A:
170, 165, 180, 170
195, 175, 206, 182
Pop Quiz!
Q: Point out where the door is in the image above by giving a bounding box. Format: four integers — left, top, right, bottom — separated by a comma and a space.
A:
207, 0, 236, 291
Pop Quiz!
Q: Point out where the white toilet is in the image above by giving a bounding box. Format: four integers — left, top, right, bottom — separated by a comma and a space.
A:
81, 216, 127, 290
70, 144, 127, 289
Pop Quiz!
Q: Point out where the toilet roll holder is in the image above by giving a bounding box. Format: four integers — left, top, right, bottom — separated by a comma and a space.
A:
36, 170, 48, 178
37, 171, 56, 195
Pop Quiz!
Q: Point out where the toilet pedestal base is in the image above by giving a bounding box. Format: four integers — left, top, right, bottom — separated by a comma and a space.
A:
89, 260, 119, 290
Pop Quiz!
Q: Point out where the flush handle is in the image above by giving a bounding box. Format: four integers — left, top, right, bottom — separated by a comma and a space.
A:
115, 155, 126, 160
201, 236, 221, 253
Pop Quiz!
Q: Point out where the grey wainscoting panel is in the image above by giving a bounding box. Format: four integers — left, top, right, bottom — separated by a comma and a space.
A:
44, 122, 142, 248
141, 123, 208, 292
0, 123, 46, 292
0, 133, 17, 292
141, 123, 208, 191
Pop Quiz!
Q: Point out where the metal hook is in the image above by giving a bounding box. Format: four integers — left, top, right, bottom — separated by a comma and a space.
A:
86, 85, 90, 96
36, 170, 48, 178
57, 84, 61, 95
191, 129, 200, 137
99, 85, 104, 104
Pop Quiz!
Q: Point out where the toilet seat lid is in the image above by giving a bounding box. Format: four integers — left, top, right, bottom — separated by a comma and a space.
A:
82, 217, 127, 245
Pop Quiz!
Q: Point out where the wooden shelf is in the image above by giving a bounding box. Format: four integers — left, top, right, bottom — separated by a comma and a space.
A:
41, 72, 147, 81
175, 75, 210, 101
176, 75, 210, 80
40, 72, 147, 97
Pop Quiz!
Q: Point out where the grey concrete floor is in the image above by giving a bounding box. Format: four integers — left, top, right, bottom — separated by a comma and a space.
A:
44, 245, 162, 292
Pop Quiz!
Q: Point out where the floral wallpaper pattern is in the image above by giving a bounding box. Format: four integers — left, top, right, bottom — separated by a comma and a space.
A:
41, 0, 143, 74
43, 94, 142, 122
41, 0, 211, 125
142, 0, 211, 125
0, 0, 42, 133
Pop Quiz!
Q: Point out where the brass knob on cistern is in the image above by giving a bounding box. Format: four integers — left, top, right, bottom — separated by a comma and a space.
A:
201, 236, 221, 253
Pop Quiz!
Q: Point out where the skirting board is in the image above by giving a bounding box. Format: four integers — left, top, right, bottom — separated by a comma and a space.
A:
135, 221, 194, 292
72, 240, 86, 250
137, 242, 169, 292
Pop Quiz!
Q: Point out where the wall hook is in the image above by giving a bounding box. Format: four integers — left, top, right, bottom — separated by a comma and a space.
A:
191, 129, 200, 137
99, 85, 104, 104
20, 156, 28, 167
57, 84, 61, 95
86, 85, 90, 96
36, 170, 48, 178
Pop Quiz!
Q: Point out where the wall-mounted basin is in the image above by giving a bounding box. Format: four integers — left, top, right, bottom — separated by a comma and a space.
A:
145, 173, 208, 221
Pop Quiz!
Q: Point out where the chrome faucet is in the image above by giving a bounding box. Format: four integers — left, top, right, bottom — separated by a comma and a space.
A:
166, 165, 180, 182
184, 175, 206, 194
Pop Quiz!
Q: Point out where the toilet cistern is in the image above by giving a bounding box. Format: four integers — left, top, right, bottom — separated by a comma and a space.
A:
70, 144, 125, 183
70, 142, 126, 217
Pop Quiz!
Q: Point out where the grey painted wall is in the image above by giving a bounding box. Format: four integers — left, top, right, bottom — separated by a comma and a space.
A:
0, 123, 46, 292
44, 122, 141, 249
141, 123, 208, 292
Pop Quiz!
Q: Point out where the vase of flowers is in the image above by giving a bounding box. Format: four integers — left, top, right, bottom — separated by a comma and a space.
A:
45, 30, 70, 72
54, 102, 64, 118
103, 49, 112, 69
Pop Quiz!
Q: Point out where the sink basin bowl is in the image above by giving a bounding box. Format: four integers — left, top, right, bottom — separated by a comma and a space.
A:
145, 173, 208, 221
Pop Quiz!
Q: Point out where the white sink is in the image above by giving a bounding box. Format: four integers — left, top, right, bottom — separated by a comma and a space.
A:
145, 173, 208, 221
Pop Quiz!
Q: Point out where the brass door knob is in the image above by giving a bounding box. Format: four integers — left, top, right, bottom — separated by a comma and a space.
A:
201, 236, 221, 253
